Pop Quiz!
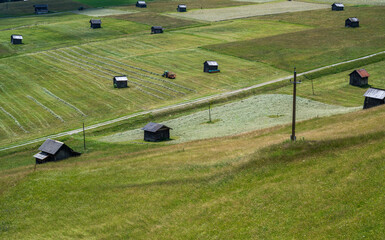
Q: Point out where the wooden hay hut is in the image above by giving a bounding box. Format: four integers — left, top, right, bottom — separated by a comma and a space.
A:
113, 76, 128, 88
33, 4, 48, 14
34, 139, 81, 164
136, 1, 147, 8
345, 17, 359, 28
204, 61, 220, 73
331, 3, 344, 11
349, 69, 369, 87
177, 4, 187, 12
90, 19, 102, 29
11, 35, 23, 44
142, 122, 172, 142
151, 26, 164, 34
363, 88, 385, 109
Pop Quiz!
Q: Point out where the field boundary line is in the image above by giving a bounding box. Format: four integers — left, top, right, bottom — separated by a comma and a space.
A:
1, 50, 385, 151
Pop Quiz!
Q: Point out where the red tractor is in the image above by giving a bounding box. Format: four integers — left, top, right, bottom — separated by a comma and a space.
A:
162, 70, 176, 79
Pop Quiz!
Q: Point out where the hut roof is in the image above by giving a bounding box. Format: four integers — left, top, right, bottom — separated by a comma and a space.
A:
178, 4, 187, 8
114, 76, 128, 81
351, 69, 370, 78
34, 4, 48, 8
142, 122, 171, 132
332, 3, 344, 7
11, 35, 23, 39
137, 1, 146, 4
152, 26, 163, 30
38, 139, 64, 155
90, 19, 102, 24
205, 61, 218, 66
364, 88, 385, 100
347, 17, 359, 22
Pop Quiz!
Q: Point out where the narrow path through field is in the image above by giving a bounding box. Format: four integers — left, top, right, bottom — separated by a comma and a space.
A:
1, 50, 384, 152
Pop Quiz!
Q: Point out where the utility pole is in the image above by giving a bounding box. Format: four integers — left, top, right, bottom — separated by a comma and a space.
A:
208, 102, 212, 123
290, 67, 301, 141
83, 122, 86, 151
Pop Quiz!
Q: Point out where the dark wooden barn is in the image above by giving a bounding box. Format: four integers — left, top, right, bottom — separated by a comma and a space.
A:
90, 19, 102, 29
151, 26, 164, 34
11, 35, 23, 44
142, 122, 172, 142
113, 76, 128, 88
136, 1, 147, 8
349, 69, 369, 87
345, 17, 359, 28
177, 4, 187, 12
34, 139, 81, 164
363, 88, 385, 109
33, 4, 48, 14
331, 3, 344, 11
204, 61, 220, 73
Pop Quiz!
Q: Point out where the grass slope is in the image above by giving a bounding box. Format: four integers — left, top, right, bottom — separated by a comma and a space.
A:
0, 99, 385, 239
203, 6, 385, 72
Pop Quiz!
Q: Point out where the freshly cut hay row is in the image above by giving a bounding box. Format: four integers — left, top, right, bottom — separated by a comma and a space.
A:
42, 88, 86, 117
0, 106, 28, 133
27, 96, 64, 122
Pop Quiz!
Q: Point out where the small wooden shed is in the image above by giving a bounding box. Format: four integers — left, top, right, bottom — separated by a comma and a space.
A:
90, 19, 102, 29
33, 4, 48, 14
142, 122, 172, 142
113, 76, 128, 88
345, 17, 359, 28
349, 69, 369, 87
34, 139, 81, 164
151, 26, 164, 34
331, 3, 344, 11
204, 61, 220, 73
177, 4, 187, 12
11, 35, 23, 44
136, 1, 147, 8
363, 88, 385, 109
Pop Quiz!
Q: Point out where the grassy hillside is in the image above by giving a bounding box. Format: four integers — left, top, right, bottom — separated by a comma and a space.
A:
203, 6, 385, 72
0, 100, 384, 239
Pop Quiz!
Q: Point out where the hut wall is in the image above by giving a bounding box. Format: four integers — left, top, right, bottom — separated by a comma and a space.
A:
115, 81, 128, 88
144, 130, 170, 142
11, 38, 22, 44
91, 23, 101, 28
204, 64, 218, 73
364, 97, 385, 109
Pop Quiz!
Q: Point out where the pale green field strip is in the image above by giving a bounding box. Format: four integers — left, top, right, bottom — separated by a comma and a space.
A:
304, 0, 385, 5
71, 8, 136, 17
169, 1, 329, 22
27, 96, 65, 122
101, 94, 359, 144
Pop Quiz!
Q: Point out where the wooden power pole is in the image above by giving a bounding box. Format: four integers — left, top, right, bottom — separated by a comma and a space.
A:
290, 67, 301, 141
83, 122, 86, 151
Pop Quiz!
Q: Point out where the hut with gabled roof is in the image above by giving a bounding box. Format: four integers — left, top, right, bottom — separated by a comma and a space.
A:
332, 3, 344, 11
113, 76, 128, 88
90, 19, 102, 28
204, 61, 220, 73
136, 1, 147, 8
177, 4, 187, 12
142, 122, 172, 142
34, 139, 81, 164
363, 88, 385, 109
349, 69, 369, 87
345, 17, 359, 28
151, 26, 164, 34
11, 35, 23, 44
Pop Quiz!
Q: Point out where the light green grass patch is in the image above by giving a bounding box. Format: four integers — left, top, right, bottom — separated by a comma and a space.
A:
71, 8, 136, 17
100, 94, 359, 143
175, 19, 312, 42
168, 1, 329, 22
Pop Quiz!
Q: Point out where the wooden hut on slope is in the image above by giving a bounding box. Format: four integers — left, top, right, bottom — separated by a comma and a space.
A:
332, 3, 344, 11
142, 122, 172, 142
136, 1, 147, 8
90, 19, 102, 28
177, 4, 187, 12
113, 76, 128, 88
151, 26, 164, 34
363, 88, 385, 109
33, 4, 48, 14
345, 17, 359, 28
204, 61, 220, 73
34, 139, 81, 164
349, 69, 369, 87
11, 35, 23, 44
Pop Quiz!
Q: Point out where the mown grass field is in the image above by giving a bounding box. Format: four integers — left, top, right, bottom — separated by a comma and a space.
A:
204, 6, 385, 72
0, 98, 384, 239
